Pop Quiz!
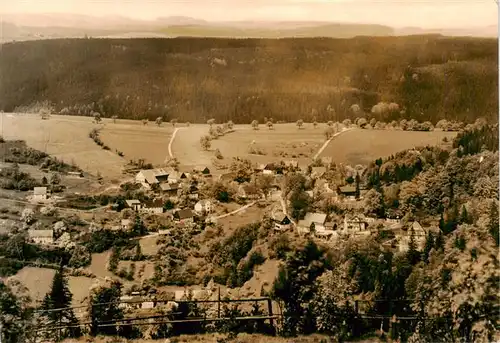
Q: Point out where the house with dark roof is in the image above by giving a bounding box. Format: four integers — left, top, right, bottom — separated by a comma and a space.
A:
174, 209, 195, 224
339, 185, 357, 198
272, 212, 292, 231
160, 182, 180, 197
139, 199, 164, 214
193, 166, 211, 176
135, 168, 170, 189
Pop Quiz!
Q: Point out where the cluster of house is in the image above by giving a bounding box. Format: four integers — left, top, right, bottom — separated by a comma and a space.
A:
118, 282, 222, 311
271, 210, 429, 252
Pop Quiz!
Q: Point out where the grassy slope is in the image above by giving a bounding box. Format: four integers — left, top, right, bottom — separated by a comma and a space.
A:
0, 36, 497, 124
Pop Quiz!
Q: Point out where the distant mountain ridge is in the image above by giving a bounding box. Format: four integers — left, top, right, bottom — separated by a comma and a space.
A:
0, 13, 497, 42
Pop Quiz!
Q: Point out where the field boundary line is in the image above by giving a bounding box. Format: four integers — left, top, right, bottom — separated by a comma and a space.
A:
313, 127, 353, 160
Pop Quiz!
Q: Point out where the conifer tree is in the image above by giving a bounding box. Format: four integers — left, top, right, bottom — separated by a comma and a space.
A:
422, 231, 434, 263
434, 230, 444, 252
406, 226, 420, 265
459, 205, 472, 224
41, 267, 81, 340
355, 172, 361, 199
488, 202, 499, 246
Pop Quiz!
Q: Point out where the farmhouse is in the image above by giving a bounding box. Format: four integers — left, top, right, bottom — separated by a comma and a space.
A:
174, 209, 195, 224
272, 212, 292, 231
339, 185, 357, 199
160, 182, 180, 197
28, 229, 54, 245
256, 164, 275, 175
343, 215, 369, 232
297, 212, 327, 234
125, 199, 142, 211
33, 187, 49, 202
139, 199, 164, 214
135, 168, 170, 188
194, 200, 212, 214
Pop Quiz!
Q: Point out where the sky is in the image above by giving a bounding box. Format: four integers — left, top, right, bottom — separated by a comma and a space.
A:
1, 0, 498, 29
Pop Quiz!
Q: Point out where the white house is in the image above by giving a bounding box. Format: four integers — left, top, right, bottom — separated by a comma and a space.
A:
28, 229, 54, 245
125, 199, 142, 211
399, 221, 427, 252
343, 215, 368, 232
297, 212, 327, 234
194, 200, 212, 214
33, 187, 48, 202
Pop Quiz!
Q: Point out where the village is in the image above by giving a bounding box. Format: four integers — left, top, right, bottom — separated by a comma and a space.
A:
9, 149, 437, 312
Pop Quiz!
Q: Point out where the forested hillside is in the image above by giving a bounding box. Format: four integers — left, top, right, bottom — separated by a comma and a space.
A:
0, 36, 497, 123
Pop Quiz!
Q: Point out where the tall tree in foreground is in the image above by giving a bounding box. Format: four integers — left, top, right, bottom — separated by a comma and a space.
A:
88, 280, 124, 336
0, 280, 33, 343
41, 267, 81, 340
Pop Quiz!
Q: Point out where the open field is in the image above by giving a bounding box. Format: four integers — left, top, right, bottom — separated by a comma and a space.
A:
99, 123, 174, 165
211, 123, 327, 167
86, 251, 114, 279
67, 276, 94, 306
8, 267, 56, 305
170, 125, 216, 171
1, 113, 176, 179
1, 113, 126, 179
319, 128, 458, 166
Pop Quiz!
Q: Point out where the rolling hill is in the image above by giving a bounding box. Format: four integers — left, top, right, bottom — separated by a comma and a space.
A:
0, 36, 497, 124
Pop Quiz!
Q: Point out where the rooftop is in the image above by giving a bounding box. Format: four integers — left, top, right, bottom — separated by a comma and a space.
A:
28, 229, 53, 238
176, 209, 194, 220
33, 187, 47, 195
302, 212, 327, 225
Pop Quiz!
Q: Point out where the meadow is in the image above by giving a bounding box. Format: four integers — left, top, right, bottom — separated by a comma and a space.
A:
1, 113, 173, 180
319, 128, 458, 166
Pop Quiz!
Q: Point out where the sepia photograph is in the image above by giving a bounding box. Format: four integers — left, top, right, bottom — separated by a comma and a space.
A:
0, 0, 498, 342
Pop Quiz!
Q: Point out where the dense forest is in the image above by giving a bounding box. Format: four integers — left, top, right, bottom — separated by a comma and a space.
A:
0, 36, 497, 124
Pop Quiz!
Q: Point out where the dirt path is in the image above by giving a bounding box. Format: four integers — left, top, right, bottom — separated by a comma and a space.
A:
313, 127, 353, 160
168, 127, 181, 159
209, 201, 258, 221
